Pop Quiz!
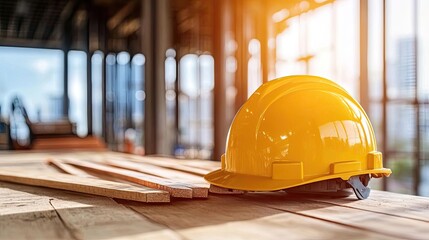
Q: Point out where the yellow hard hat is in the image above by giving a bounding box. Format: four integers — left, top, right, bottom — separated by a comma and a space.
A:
205, 75, 391, 199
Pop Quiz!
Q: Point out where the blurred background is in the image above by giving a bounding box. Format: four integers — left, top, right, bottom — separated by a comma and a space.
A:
0, 0, 428, 196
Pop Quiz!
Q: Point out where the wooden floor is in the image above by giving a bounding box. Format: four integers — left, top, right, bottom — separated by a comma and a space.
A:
1, 151, 429, 239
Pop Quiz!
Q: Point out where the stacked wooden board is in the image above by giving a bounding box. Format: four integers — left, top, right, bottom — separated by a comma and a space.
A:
0, 152, 220, 203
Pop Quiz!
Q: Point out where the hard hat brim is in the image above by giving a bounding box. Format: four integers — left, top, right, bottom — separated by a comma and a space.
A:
204, 168, 392, 192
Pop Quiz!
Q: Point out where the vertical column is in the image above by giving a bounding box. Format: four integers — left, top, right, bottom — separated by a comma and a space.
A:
99, 12, 107, 140
155, 0, 173, 154
141, 0, 173, 155
86, 3, 93, 136
381, 0, 388, 191
141, 0, 156, 154
360, 0, 369, 112
63, 19, 72, 119
413, 0, 420, 195
234, 0, 248, 111
213, 0, 229, 160
258, 0, 268, 84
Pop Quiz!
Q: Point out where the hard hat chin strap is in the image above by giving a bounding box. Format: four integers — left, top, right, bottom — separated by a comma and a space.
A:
347, 175, 371, 200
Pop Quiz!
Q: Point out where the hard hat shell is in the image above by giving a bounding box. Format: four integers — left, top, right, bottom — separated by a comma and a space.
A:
205, 75, 391, 191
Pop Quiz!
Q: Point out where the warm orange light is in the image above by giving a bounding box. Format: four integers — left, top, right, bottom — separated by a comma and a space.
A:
272, 9, 289, 23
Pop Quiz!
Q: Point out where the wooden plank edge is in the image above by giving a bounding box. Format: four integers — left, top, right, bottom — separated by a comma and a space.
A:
59, 158, 193, 199
108, 154, 209, 176
46, 158, 171, 203
46, 158, 93, 177
102, 158, 209, 198
0, 168, 170, 203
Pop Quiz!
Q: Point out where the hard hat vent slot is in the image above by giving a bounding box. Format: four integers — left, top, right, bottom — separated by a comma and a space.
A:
330, 161, 362, 174
272, 161, 303, 180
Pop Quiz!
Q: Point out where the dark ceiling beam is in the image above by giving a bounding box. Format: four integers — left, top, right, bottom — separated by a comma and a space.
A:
42, 1, 67, 40
16, 16, 24, 37
34, 0, 57, 39
14, 0, 28, 37
50, 0, 80, 40
8, 0, 30, 38
0, 1, 16, 37
0, 37, 61, 49
107, 0, 137, 30
18, 17, 30, 38
6, 20, 16, 38
26, 1, 44, 39
17, 0, 36, 38
6, 6, 17, 38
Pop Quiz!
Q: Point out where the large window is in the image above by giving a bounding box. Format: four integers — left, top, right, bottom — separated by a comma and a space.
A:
269, 0, 429, 196
165, 49, 177, 156
273, 0, 359, 99
68, 50, 88, 137
131, 53, 146, 155
367, 0, 429, 196
0, 47, 63, 121
104, 52, 145, 154
365, 0, 429, 195
92, 50, 104, 138
248, 39, 262, 96
417, 0, 429, 196
385, 0, 418, 194
177, 54, 214, 159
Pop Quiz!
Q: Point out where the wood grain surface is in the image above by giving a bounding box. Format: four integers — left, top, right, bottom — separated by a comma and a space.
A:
1, 150, 428, 240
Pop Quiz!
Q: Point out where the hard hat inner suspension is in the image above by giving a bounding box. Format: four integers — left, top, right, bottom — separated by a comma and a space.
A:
284, 174, 371, 200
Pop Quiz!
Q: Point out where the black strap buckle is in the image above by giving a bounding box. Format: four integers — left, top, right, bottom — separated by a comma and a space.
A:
347, 175, 371, 200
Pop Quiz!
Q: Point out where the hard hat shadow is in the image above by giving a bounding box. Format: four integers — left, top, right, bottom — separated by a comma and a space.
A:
119, 190, 359, 231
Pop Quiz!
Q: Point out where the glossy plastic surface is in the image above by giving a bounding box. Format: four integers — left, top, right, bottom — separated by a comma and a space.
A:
205, 75, 391, 191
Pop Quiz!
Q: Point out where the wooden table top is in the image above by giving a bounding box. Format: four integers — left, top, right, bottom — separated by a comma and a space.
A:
1, 150, 428, 240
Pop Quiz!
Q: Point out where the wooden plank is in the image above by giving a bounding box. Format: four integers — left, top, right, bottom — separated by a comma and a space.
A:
48, 191, 177, 239
47, 157, 94, 177
236, 192, 429, 239
47, 159, 187, 199
0, 152, 58, 165
45, 158, 174, 200
172, 159, 220, 171
304, 190, 429, 222
0, 151, 219, 174
102, 158, 209, 198
45, 159, 158, 190
0, 162, 62, 174
107, 153, 210, 176
104, 158, 206, 183
0, 182, 181, 240
0, 151, 106, 165
60, 158, 194, 198
0, 168, 169, 203
125, 195, 398, 239
0, 183, 74, 239
149, 154, 220, 171
133, 156, 214, 176
179, 212, 399, 240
